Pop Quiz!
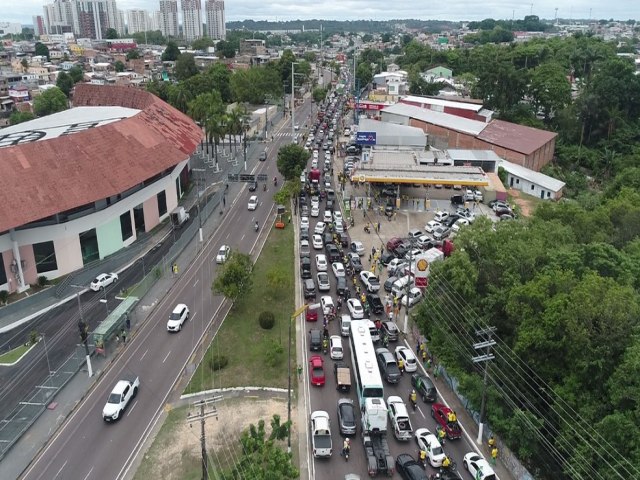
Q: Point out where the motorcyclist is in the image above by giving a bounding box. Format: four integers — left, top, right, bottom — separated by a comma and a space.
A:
254, 221, 259, 231
322, 338, 328, 353
410, 389, 417, 405
342, 438, 350, 456
437, 426, 446, 444
442, 456, 452, 469
274, 176, 278, 186
419, 448, 427, 465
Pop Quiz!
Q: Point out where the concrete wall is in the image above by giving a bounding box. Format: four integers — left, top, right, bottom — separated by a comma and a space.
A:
143, 195, 160, 231
97, 216, 125, 258
54, 235, 84, 276
506, 173, 562, 200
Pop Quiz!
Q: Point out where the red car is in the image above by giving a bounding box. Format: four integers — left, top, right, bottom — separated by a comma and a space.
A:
309, 355, 325, 386
306, 307, 319, 322
431, 403, 462, 440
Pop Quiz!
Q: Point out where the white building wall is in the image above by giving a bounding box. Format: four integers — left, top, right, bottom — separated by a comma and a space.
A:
506, 174, 559, 200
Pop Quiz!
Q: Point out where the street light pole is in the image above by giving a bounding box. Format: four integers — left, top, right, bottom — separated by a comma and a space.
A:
291, 62, 297, 143
192, 168, 205, 244
403, 237, 417, 335
71, 285, 93, 377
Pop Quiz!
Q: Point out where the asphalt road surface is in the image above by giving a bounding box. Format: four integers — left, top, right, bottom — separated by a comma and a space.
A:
18, 103, 308, 480
0, 227, 184, 421
298, 96, 486, 480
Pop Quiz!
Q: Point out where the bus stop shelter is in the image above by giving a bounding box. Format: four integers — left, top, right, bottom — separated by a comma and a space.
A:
92, 296, 139, 347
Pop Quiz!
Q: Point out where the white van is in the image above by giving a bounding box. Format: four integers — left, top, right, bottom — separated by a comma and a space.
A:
392, 275, 414, 298
340, 314, 351, 336
366, 320, 380, 343
330, 336, 343, 360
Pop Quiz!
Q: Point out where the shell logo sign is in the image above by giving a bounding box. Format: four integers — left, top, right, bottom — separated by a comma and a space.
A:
415, 258, 429, 288
416, 259, 429, 272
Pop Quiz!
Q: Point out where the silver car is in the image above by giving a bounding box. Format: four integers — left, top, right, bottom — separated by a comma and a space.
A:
337, 399, 357, 436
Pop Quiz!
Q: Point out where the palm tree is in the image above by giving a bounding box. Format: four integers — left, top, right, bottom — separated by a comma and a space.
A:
226, 107, 243, 153
204, 113, 225, 168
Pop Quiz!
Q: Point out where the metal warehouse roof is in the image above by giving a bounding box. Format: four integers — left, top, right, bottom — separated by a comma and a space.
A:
359, 118, 426, 147
447, 149, 503, 162
499, 160, 565, 192
477, 119, 557, 155
401, 95, 484, 112
381, 103, 488, 136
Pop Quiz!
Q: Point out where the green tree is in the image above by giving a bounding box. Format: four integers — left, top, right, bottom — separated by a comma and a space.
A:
131, 30, 166, 45
212, 251, 253, 301
161, 41, 180, 61
126, 49, 141, 60
204, 62, 232, 102
528, 62, 572, 123
355, 62, 373, 87
175, 53, 199, 81
34, 42, 49, 60
55, 71, 75, 97
215, 39, 236, 58
105, 28, 118, 39
68, 66, 84, 83
303, 51, 316, 62
312, 86, 327, 103
276, 144, 309, 181
230, 65, 281, 104
33, 87, 68, 116
114, 60, 125, 72
20, 58, 28, 72
9, 111, 35, 125
191, 36, 214, 51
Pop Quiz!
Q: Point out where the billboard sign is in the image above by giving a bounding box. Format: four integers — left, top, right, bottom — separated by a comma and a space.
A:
356, 131, 377, 146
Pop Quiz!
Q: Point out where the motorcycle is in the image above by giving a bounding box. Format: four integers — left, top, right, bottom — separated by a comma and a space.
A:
263, 183, 267, 191
409, 394, 417, 412
342, 446, 350, 462
254, 222, 259, 232
273, 177, 278, 186
364, 224, 371, 234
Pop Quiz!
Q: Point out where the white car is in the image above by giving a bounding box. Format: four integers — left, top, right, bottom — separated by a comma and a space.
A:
350, 241, 365, 256
334, 220, 345, 233
452, 218, 470, 232
314, 222, 326, 234
90, 273, 118, 291
247, 195, 258, 211
300, 171, 307, 183
323, 210, 333, 223
333, 211, 343, 223
402, 287, 423, 307
216, 245, 230, 264
316, 254, 328, 272
167, 303, 189, 332
415, 428, 446, 467
424, 220, 442, 234
312, 234, 324, 250
395, 345, 418, 372
473, 190, 484, 202
317, 272, 331, 291
434, 211, 449, 223
416, 235, 433, 249
300, 216, 310, 229
331, 262, 346, 278
463, 452, 496, 480
311, 205, 320, 217
347, 298, 364, 319
330, 335, 343, 360
313, 149, 319, 158
321, 295, 335, 315
360, 271, 381, 293
311, 159, 319, 169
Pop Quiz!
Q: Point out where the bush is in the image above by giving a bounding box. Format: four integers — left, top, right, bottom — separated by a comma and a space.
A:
38, 276, 48, 288
0, 290, 8, 305
264, 340, 284, 368
29, 330, 39, 345
208, 354, 228, 371
258, 311, 276, 330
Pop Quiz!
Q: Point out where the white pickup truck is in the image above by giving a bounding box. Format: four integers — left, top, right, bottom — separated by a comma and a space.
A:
311, 410, 333, 458
387, 395, 413, 441
102, 374, 139, 422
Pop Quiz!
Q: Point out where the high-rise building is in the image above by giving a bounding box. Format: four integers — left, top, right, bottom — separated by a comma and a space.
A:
43, 0, 73, 35
181, 0, 202, 42
205, 0, 225, 40
44, 0, 123, 39
33, 16, 46, 36
127, 9, 150, 34
159, 0, 178, 38
150, 11, 162, 32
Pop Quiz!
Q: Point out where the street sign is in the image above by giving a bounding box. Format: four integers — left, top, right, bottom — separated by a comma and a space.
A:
356, 131, 377, 145
257, 174, 268, 182
239, 174, 255, 182
227, 174, 239, 182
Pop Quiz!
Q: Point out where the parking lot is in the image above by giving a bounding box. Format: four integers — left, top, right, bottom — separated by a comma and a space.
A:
297, 97, 502, 480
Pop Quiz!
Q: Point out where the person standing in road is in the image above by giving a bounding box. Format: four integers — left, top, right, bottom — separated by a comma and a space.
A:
120, 328, 127, 344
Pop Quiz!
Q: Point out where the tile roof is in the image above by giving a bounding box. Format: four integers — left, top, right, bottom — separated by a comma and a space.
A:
0, 84, 202, 233
476, 119, 557, 155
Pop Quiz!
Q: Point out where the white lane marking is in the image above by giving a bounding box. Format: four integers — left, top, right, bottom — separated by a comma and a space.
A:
82, 466, 94, 480
53, 460, 68, 479
193, 279, 199, 287
127, 400, 138, 417
139, 349, 148, 361
162, 351, 171, 363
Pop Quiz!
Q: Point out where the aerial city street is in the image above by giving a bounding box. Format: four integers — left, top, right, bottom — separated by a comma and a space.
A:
1, 2, 640, 480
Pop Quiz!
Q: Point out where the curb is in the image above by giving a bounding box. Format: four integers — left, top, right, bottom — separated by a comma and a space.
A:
180, 386, 288, 400
0, 341, 39, 367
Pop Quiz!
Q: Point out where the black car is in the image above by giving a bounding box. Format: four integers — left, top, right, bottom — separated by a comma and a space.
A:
348, 254, 363, 273
300, 257, 312, 279
396, 453, 428, 480
323, 232, 334, 245
326, 244, 341, 263
326, 199, 334, 211
384, 276, 397, 293
248, 181, 258, 192
450, 194, 464, 205
338, 232, 350, 248
443, 214, 461, 228
394, 245, 408, 259
411, 373, 437, 402
335, 276, 348, 296
366, 294, 384, 315
381, 321, 399, 342
300, 227, 310, 242
380, 251, 395, 266
309, 329, 322, 351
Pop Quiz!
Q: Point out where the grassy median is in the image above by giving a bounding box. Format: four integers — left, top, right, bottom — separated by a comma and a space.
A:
185, 223, 295, 393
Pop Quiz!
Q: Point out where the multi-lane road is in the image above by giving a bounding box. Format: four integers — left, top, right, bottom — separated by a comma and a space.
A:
18, 98, 316, 480
297, 96, 494, 480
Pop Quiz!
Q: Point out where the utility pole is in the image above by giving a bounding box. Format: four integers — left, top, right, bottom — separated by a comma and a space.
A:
192, 168, 205, 244
71, 285, 93, 377
186, 395, 222, 480
291, 62, 298, 143
402, 237, 417, 335
473, 326, 496, 444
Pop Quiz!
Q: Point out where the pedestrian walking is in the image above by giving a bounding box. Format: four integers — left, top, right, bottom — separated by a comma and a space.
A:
377, 221, 381, 232
125, 314, 131, 330
223, 195, 226, 207
121, 328, 127, 344
371, 246, 376, 257
491, 447, 498, 465
297, 364, 303, 379
416, 341, 421, 355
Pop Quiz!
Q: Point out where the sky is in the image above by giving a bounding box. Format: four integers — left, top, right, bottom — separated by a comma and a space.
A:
4, 0, 640, 26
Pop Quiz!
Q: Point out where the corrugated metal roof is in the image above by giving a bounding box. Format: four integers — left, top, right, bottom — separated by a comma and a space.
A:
477, 119, 557, 155
359, 118, 426, 147
0, 84, 202, 233
382, 103, 488, 136
499, 160, 565, 192
401, 95, 483, 112
447, 149, 503, 162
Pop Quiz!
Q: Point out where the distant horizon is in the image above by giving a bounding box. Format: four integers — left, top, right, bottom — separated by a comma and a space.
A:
9, 16, 638, 31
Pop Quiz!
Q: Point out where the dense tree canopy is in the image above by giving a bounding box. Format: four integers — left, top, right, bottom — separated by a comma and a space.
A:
417, 188, 640, 479
33, 87, 67, 116
161, 41, 180, 61
55, 71, 74, 97
212, 251, 253, 301
175, 53, 199, 81
276, 144, 309, 180
34, 42, 49, 60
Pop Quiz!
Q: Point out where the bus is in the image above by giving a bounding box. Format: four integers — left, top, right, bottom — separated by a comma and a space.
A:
349, 320, 384, 407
